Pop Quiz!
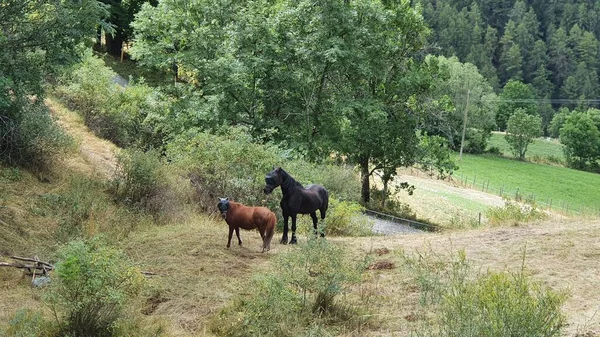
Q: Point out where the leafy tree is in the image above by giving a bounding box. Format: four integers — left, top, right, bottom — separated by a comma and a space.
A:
423, 55, 497, 153
0, 0, 110, 170
548, 107, 570, 138
560, 111, 600, 170
496, 80, 538, 131
505, 108, 542, 160
99, 0, 158, 56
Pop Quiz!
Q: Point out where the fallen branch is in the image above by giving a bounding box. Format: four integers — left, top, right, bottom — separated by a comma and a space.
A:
10, 255, 54, 268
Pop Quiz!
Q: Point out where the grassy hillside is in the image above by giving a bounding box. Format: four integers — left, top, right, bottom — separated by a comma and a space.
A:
454, 153, 600, 215
2, 99, 600, 337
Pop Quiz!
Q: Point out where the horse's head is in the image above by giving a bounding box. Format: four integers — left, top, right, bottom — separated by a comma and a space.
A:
264, 167, 283, 194
217, 197, 230, 219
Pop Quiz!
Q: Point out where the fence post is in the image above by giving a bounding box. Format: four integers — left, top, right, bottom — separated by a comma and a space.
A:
473, 175, 477, 188
515, 188, 519, 201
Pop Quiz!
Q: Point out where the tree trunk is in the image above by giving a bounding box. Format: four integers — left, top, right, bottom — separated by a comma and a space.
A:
105, 31, 123, 57
360, 157, 370, 204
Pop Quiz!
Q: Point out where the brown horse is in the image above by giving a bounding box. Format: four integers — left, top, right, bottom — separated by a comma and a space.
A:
217, 197, 276, 252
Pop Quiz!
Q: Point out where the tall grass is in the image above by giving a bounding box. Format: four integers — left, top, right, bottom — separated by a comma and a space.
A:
400, 249, 567, 337
209, 238, 370, 337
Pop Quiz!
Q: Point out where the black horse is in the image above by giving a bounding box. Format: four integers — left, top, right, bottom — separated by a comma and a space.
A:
263, 167, 329, 244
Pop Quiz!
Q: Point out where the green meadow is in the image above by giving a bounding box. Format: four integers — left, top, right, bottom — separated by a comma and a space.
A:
487, 132, 565, 161
454, 153, 600, 215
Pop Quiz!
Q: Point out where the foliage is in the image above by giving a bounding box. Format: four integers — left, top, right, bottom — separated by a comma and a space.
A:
436, 270, 566, 337
109, 149, 163, 210
496, 80, 538, 131
0, 0, 109, 170
548, 107, 570, 138
505, 108, 542, 160
423, 55, 498, 152
325, 199, 373, 237
560, 110, 600, 171
45, 236, 145, 337
401, 249, 566, 337
486, 200, 547, 226
0, 101, 73, 172
209, 238, 367, 337
55, 53, 167, 149
130, 0, 436, 204
418, 133, 458, 179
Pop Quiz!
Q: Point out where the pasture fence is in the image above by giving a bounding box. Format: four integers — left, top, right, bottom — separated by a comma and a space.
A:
454, 172, 600, 217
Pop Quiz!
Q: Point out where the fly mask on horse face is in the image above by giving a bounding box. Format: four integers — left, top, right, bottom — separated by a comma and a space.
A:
217, 197, 230, 219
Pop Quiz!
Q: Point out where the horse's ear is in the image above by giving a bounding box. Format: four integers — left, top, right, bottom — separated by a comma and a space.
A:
225, 197, 229, 201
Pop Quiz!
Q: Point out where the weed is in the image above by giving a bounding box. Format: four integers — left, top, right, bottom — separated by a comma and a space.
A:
45, 236, 145, 337
486, 200, 547, 226
209, 238, 369, 336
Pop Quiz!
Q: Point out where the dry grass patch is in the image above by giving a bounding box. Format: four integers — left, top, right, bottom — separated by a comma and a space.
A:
123, 214, 275, 335
337, 218, 600, 337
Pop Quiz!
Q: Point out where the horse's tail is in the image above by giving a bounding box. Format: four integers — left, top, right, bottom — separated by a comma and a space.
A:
322, 187, 329, 212
263, 211, 277, 251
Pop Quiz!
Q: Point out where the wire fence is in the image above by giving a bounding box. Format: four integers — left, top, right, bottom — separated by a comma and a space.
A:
454, 172, 600, 217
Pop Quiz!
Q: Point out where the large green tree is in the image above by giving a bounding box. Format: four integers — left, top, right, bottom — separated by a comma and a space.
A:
0, 0, 110, 169
560, 111, 600, 170
496, 79, 538, 131
423, 55, 497, 153
131, 0, 436, 203
505, 108, 542, 160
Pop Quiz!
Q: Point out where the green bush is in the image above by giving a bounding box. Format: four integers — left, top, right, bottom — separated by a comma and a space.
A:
485, 200, 547, 226
110, 149, 163, 208
210, 238, 368, 337
401, 250, 566, 337
325, 198, 373, 236
437, 271, 566, 337
54, 53, 166, 148
45, 236, 145, 337
0, 101, 73, 172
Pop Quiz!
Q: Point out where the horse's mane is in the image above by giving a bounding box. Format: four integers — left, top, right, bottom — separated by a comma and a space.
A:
280, 168, 304, 190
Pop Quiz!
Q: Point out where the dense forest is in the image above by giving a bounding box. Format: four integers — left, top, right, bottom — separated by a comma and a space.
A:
419, 0, 600, 128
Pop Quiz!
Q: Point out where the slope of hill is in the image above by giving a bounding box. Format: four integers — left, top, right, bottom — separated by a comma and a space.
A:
1, 99, 599, 336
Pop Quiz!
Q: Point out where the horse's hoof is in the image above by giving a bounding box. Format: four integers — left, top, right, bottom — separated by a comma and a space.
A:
320, 233, 325, 238
280, 238, 288, 245
290, 237, 297, 244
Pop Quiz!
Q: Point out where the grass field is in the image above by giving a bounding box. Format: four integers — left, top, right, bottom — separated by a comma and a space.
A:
454, 153, 600, 215
487, 132, 565, 161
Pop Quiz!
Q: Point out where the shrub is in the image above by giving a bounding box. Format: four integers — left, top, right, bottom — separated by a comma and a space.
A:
0, 101, 73, 172
54, 53, 167, 148
325, 198, 373, 236
109, 149, 163, 208
486, 200, 547, 226
210, 238, 368, 337
401, 249, 566, 337
437, 270, 566, 337
45, 236, 145, 337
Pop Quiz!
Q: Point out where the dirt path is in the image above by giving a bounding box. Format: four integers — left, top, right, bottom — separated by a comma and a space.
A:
48, 99, 119, 178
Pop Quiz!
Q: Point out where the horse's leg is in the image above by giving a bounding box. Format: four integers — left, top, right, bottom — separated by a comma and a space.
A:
281, 212, 289, 244
319, 208, 326, 237
235, 227, 242, 246
227, 226, 234, 248
290, 214, 298, 244
310, 212, 319, 236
